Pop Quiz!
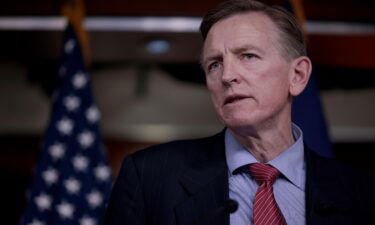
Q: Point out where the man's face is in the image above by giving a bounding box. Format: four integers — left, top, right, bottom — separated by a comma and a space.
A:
202, 12, 295, 131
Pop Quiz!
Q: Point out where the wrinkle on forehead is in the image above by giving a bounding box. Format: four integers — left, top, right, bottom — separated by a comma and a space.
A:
201, 11, 287, 64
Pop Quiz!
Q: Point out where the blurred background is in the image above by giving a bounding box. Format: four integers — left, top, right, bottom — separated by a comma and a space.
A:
1, 0, 375, 224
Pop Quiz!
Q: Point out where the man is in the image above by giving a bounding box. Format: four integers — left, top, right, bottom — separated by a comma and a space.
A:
105, 0, 375, 224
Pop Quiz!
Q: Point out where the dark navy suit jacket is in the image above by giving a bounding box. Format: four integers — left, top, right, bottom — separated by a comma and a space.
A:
105, 131, 375, 225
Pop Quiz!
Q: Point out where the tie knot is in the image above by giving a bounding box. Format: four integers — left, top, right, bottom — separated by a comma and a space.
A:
249, 163, 280, 185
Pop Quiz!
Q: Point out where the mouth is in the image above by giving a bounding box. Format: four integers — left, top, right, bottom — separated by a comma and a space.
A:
223, 95, 250, 105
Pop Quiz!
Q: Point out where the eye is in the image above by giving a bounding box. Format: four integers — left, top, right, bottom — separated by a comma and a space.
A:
242, 53, 257, 60
207, 61, 220, 72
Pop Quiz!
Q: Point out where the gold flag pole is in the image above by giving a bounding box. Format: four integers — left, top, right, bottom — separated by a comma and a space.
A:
61, 0, 91, 67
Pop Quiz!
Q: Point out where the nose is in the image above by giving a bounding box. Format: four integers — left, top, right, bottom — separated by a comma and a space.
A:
221, 58, 239, 86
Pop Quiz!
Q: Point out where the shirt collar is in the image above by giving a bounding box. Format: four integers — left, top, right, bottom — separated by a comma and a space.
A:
225, 123, 305, 190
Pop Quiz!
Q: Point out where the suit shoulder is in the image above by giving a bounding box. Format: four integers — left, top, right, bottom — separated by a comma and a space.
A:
308, 149, 375, 187
310, 150, 356, 175
120, 131, 225, 172
310, 150, 368, 174
134, 133, 221, 157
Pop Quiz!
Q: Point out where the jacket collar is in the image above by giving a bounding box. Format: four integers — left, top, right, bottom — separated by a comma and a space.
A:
175, 131, 230, 225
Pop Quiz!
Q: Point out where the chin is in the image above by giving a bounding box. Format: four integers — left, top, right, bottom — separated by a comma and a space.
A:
220, 110, 270, 132
222, 115, 257, 130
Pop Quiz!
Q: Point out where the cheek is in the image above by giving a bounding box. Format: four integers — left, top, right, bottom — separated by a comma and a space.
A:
206, 77, 222, 98
210, 90, 223, 110
256, 72, 291, 106
262, 79, 290, 107
206, 80, 225, 116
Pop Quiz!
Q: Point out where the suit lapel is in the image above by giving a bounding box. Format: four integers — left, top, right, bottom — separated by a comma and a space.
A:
305, 148, 355, 225
175, 131, 229, 225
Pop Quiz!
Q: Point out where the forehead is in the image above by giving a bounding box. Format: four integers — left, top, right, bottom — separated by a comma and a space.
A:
202, 12, 282, 57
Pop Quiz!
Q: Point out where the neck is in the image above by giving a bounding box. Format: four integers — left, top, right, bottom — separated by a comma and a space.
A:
229, 120, 294, 163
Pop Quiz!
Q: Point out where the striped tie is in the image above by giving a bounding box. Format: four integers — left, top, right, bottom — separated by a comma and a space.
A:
249, 163, 287, 225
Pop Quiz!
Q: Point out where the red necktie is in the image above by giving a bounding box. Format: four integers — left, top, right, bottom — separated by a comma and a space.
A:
249, 163, 287, 225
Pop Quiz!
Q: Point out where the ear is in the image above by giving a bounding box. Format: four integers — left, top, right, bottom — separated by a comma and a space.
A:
289, 56, 312, 96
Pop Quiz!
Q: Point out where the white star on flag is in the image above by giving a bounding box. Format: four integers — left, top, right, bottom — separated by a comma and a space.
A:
72, 155, 89, 172
64, 96, 81, 112
34, 193, 52, 211
56, 201, 75, 219
28, 219, 45, 225
85, 106, 100, 123
86, 190, 103, 208
64, 39, 75, 54
94, 165, 111, 182
64, 177, 81, 195
56, 118, 74, 135
72, 72, 87, 89
80, 216, 97, 225
48, 143, 65, 160
77, 130, 95, 149
42, 168, 59, 185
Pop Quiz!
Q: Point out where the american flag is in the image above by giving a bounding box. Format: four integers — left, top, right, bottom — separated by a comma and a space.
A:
21, 24, 112, 225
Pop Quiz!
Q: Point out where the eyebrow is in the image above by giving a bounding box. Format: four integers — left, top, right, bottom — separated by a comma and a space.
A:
201, 44, 264, 66
232, 44, 264, 55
